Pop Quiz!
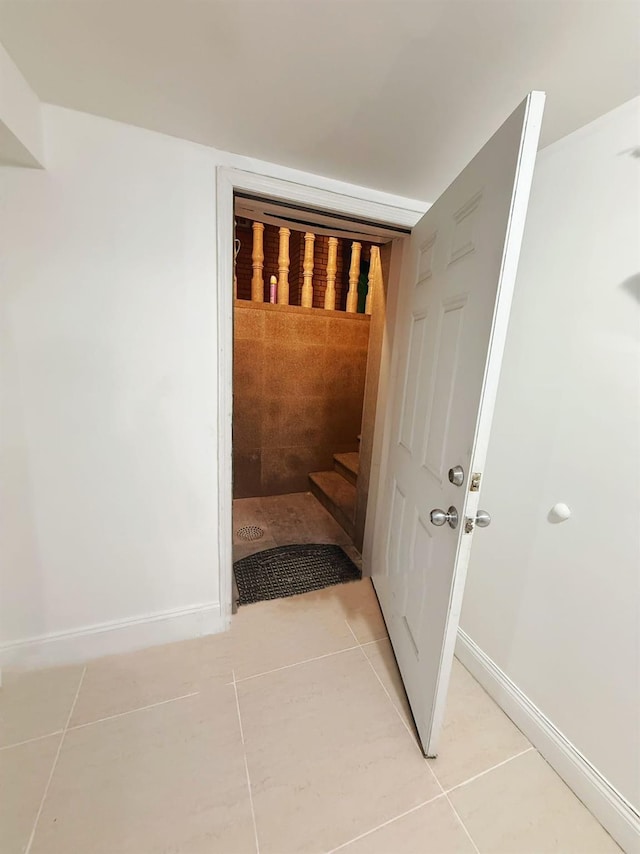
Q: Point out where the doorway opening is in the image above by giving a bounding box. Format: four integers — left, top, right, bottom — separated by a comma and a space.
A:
231, 196, 395, 608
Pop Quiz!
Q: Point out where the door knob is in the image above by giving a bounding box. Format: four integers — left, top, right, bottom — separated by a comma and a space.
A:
448, 465, 464, 486
464, 510, 491, 533
430, 506, 459, 529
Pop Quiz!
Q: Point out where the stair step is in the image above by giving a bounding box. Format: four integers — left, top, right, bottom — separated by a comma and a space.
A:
333, 452, 359, 486
308, 470, 356, 538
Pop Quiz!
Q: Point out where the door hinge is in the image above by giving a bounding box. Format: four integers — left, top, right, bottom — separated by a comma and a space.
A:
470, 472, 482, 492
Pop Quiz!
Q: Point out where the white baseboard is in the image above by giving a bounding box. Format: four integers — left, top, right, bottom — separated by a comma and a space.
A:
0, 602, 227, 670
456, 628, 639, 854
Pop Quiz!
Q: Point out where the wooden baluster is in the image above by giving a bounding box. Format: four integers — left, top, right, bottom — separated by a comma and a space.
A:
277, 227, 290, 305
251, 221, 264, 302
324, 237, 338, 310
301, 232, 315, 308
346, 241, 361, 313
365, 245, 380, 315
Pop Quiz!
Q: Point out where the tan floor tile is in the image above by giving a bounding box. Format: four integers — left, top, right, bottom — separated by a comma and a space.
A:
31, 689, 256, 854
427, 658, 530, 789
231, 585, 359, 680
362, 638, 416, 734
238, 648, 440, 854
337, 796, 477, 854
0, 664, 84, 747
70, 633, 233, 727
449, 749, 621, 853
0, 735, 61, 854
260, 492, 353, 546
233, 537, 278, 561
334, 578, 388, 643
259, 492, 313, 545
233, 497, 271, 544
233, 491, 353, 555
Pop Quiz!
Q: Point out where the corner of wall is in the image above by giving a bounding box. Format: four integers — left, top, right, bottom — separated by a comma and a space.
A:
0, 40, 45, 167
456, 630, 640, 854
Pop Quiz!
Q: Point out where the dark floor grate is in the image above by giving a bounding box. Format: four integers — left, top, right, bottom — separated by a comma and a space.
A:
236, 525, 264, 542
233, 543, 361, 605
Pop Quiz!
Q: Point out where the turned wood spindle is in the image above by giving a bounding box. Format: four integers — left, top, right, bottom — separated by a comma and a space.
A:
301, 232, 315, 308
324, 237, 339, 310
365, 245, 380, 315
251, 221, 265, 302
346, 241, 362, 313
277, 227, 290, 305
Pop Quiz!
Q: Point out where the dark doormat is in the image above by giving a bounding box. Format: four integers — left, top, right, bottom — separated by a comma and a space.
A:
233, 543, 361, 606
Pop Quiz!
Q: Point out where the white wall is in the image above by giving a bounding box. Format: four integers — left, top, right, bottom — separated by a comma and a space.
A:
0, 106, 221, 660
0, 40, 44, 166
0, 104, 425, 665
460, 98, 640, 820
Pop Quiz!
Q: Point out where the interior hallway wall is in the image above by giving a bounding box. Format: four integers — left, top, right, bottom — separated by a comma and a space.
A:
0, 103, 425, 664
0, 105, 220, 657
460, 97, 640, 817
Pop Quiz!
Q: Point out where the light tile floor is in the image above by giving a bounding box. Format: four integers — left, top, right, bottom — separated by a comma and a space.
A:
233, 492, 361, 566
0, 580, 620, 854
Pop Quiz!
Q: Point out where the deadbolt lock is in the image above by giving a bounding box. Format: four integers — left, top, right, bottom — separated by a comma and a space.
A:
448, 465, 464, 487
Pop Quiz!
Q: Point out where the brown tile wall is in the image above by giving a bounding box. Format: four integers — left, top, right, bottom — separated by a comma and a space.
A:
234, 220, 374, 310
233, 301, 371, 498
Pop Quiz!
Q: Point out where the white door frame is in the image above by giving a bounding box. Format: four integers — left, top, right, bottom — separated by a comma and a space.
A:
215, 165, 426, 623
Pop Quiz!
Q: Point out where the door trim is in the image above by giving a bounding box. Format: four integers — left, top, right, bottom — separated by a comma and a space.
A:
215, 165, 427, 623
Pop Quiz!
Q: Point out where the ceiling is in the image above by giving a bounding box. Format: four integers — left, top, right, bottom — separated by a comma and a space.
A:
0, 0, 638, 200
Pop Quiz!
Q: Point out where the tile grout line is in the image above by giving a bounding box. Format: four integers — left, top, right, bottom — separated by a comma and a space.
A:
342, 618, 483, 854
25, 664, 87, 854
231, 668, 246, 745
344, 618, 531, 854
444, 745, 536, 795
359, 637, 387, 647
325, 792, 446, 853
348, 619, 535, 793
418, 760, 482, 854
67, 691, 201, 732
4, 688, 207, 752
344, 619, 419, 747
0, 729, 64, 752
443, 791, 482, 854
232, 644, 362, 685
232, 669, 260, 854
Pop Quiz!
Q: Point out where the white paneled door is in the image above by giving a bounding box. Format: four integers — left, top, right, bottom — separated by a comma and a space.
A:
372, 93, 545, 756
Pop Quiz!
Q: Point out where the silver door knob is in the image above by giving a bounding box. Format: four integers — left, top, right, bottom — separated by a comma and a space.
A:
448, 465, 464, 487
430, 506, 459, 529
464, 510, 492, 532
475, 510, 491, 527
